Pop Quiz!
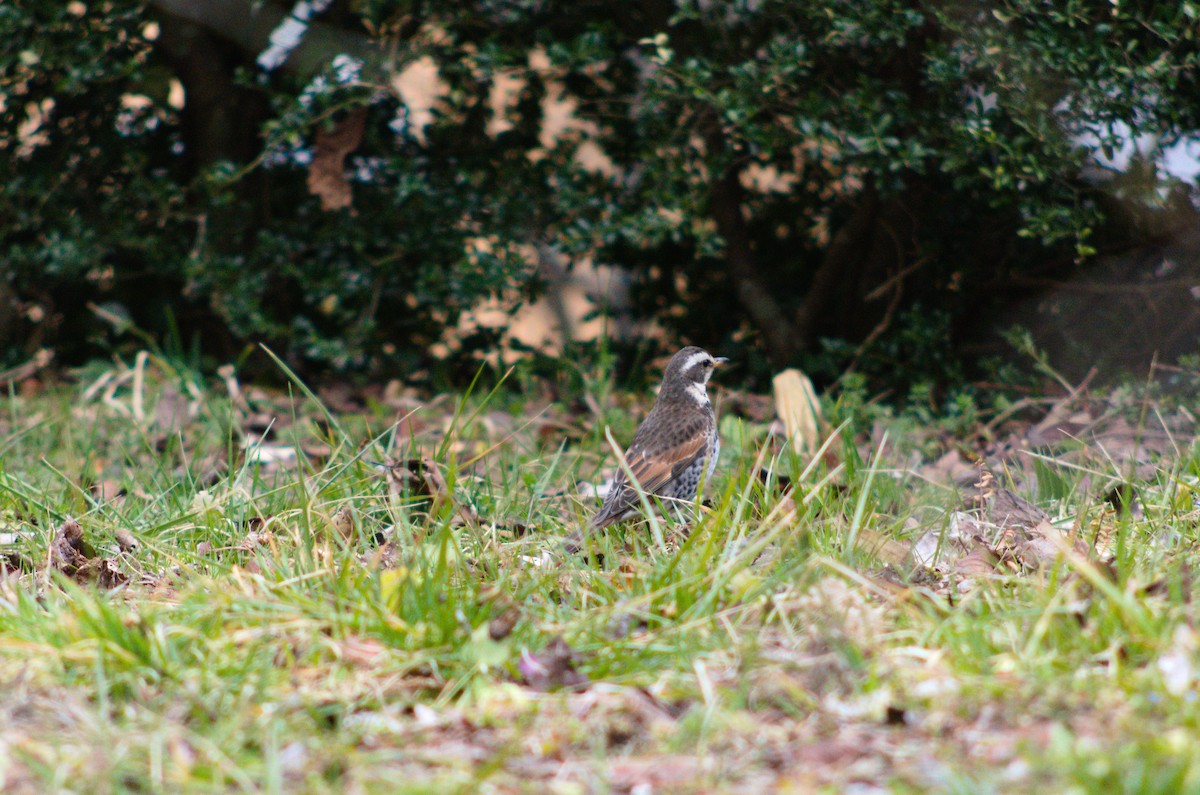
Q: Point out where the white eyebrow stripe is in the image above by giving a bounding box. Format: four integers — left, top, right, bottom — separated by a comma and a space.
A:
680, 351, 710, 372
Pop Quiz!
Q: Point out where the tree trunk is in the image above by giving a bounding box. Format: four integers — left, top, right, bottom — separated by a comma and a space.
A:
706, 150, 799, 367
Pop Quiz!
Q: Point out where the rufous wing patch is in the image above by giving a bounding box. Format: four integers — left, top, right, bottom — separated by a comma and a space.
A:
620, 419, 710, 496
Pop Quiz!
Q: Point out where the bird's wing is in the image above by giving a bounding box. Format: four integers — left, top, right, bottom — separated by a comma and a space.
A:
623, 420, 710, 494
592, 415, 711, 527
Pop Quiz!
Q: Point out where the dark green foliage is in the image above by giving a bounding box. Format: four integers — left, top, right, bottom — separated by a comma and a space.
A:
2, 1, 1197, 390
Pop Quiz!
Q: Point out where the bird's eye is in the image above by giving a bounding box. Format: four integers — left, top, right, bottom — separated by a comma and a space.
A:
702, 360, 713, 368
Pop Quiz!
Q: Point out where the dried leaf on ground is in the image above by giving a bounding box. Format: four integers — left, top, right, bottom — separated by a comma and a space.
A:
97, 559, 128, 588
237, 527, 274, 552
996, 519, 1089, 571
364, 539, 401, 569
518, 636, 589, 692
951, 547, 999, 586
48, 517, 92, 577
910, 512, 982, 572
488, 608, 520, 641
378, 457, 480, 526
913, 472, 1090, 585
980, 481, 1089, 570
984, 484, 1049, 528
855, 527, 911, 568
920, 449, 977, 485
381, 457, 437, 498
47, 517, 125, 587
973, 393, 1187, 499
773, 368, 823, 456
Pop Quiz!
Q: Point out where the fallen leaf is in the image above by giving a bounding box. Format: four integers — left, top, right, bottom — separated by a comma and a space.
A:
922, 449, 977, 484
952, 546, 999, 585
986, 487, 1049, 528
238, 528, 272, 551
47, 518, 126, 587
518, 637, 588, 692
773, 368, 823, 456
364, 539, 401, 569
855, 526, 911, 568
97, 559, 127, 588
1000, 519, 1089, 571
488, 608, 520, 641
378, 457, 479, 526
48, 517, 92, 577
970, 476, 1087, 571
911, 512, 983, 571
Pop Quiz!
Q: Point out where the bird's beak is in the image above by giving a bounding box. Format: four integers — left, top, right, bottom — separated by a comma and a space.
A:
713, 357, 730, 365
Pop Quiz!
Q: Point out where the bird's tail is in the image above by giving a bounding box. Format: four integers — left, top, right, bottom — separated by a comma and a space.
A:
564, 514, 606, 554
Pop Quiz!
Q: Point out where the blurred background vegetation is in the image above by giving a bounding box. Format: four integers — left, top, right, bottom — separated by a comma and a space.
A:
2, 0, 1199, 397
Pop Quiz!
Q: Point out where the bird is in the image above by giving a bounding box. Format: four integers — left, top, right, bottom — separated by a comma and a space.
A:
576, 346, 727, 546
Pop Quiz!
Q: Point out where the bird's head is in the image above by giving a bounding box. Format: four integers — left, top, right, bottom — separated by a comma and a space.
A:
663, 346, 728, 390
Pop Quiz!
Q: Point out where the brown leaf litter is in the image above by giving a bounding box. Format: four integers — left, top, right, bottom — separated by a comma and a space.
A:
47, 517, 127, 587
910, 471, 1092, 591
518, 636, 589, 692
487, 608, 520, 641
378, 456, 480, 527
